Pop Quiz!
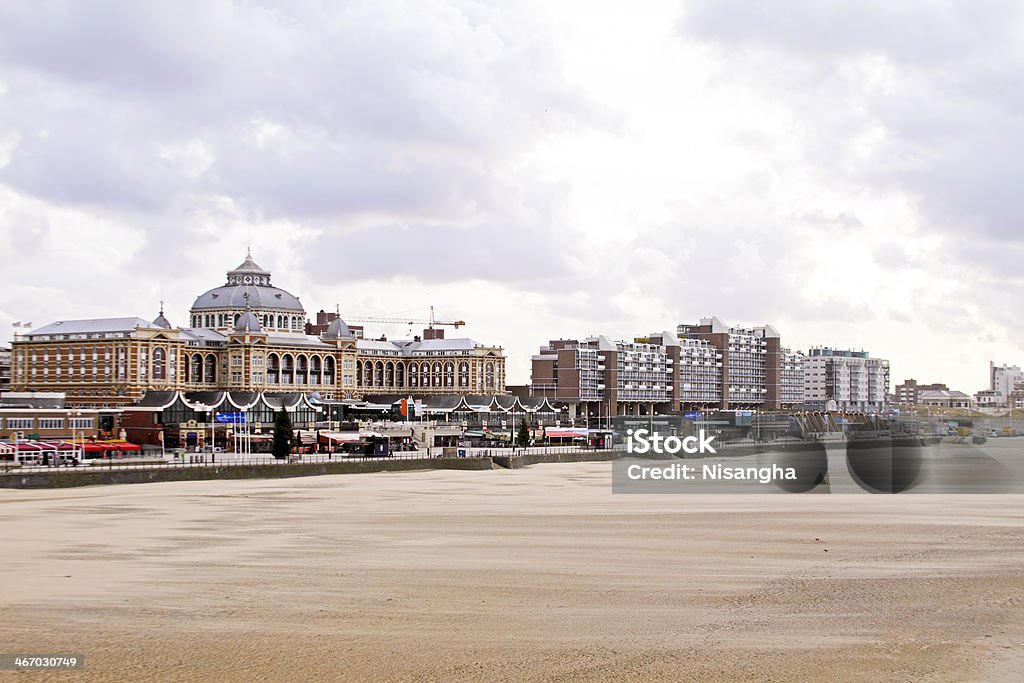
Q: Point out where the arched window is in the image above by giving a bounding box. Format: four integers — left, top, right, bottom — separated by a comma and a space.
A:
324, 356, 335, 384
310, 356, 322, 385
267, 353, 280, 384
374, 361, 384, 386
277, 315, 284, 329
234, 313, 241, 326
421, 362, 431, 387
204, 355, 217, 383
485, 362, 495, 390
189, 354, 202, 383
395, 363, 405, 388
409, 363, 418, 387
282, 354, 294, 384
153, 347, 166, 381
458, 362, 469, 388
385, 362, 394, 387
296, 355, 308, 384
364, 361, 374, 387
444, 362, 454, 388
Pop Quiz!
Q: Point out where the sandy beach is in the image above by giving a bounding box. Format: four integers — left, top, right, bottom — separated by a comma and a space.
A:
2, 462, 1023, 682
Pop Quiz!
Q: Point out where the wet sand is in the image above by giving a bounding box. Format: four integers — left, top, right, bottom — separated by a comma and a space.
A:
1, 462, 1023, 681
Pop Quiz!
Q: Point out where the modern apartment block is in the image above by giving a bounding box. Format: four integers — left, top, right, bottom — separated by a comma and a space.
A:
989, 362, 1022, 407
530, 318, 810, 419
530, 333, 678, 421
803, 347, 890, 412
676, 317, 783, 409
779, 348, 806, 408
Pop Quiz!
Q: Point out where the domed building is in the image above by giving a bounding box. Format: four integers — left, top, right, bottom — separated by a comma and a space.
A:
10, 253, 508, 414
189, 251, 307, 334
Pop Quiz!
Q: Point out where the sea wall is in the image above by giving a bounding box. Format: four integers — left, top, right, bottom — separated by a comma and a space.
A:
0, 457, 494, 489
492, 450, 626, 469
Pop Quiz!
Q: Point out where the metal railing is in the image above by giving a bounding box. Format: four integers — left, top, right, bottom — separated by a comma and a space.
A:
1, 445, 611, 474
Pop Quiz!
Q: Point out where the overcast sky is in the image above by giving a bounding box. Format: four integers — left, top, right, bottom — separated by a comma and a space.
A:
1, 0, 1022, 392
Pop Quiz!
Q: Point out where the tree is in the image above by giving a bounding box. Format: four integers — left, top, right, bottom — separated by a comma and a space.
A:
516, 419, 531, 449
273, 408, 294, 459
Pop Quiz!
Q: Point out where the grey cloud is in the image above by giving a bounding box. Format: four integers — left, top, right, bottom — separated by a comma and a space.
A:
0, 0, 599, 226
679, 0, 1024, 274
681, 0, 1020, 66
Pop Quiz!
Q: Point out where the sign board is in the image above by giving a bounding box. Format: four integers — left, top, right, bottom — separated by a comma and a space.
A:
216, 412, 246, 424
683, 411, 702, 420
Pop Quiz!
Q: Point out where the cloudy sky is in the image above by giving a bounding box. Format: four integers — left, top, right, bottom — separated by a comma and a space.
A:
1, 0, 1022, 392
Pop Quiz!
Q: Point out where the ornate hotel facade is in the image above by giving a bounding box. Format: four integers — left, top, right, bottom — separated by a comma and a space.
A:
8, 254, 507, 407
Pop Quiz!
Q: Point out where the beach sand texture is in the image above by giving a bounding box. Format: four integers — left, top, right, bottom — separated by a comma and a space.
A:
1, 462, 1023, 682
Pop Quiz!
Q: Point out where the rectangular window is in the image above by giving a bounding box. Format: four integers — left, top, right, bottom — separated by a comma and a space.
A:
5, 418, 33, 430
38, 418, 65, 430
69, 417, 94, 430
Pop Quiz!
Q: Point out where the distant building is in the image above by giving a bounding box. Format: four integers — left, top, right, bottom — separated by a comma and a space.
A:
529, 318, 810, 419
0, 405, 118, 442
917, 389, 972, 409
989, 362, 1022, 407
803, 347, 889, 413
306, 310, 364, 339
779, 348, 806, 408
974, 389, 1003, 409
530, 333, 678, 422
893, 379, 949, 405
10, 252, 507, 407
677, 317, 783, 409
0, 346, 10, 395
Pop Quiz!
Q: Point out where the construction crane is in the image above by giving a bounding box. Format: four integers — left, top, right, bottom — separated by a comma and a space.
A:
346, 306, 465, 330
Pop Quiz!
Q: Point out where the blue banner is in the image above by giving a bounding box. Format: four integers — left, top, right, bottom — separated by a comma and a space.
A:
215, 412, 246, 424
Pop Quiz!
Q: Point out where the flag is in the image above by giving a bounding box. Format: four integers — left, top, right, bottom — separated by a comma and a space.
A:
12, 322, 21, 327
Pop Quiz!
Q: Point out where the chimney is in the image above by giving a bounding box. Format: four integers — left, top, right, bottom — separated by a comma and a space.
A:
423, 328, 445, 340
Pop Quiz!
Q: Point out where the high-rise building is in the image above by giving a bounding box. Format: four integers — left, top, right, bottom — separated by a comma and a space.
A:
803, 347, 889, 412
779, 348, 805, 408
530, 333, 678, 422
676, 317, 783, 409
